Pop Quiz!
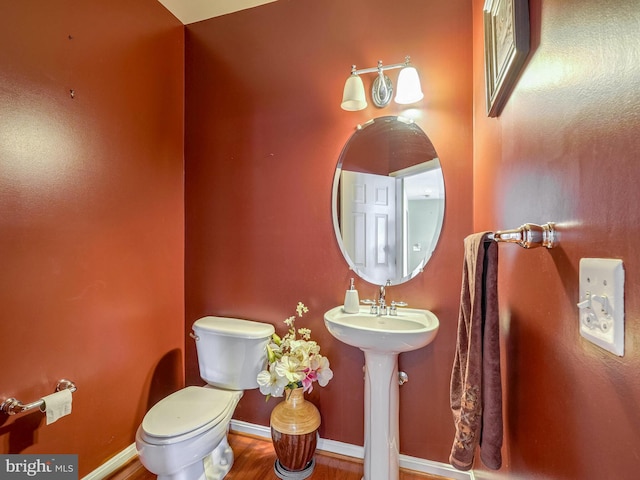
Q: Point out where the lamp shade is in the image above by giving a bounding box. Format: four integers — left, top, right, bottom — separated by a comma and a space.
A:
394, 66, 424, 105
341, 74, 367, 111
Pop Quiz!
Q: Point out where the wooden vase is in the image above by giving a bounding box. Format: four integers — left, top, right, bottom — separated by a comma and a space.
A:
270, 387, 321, 473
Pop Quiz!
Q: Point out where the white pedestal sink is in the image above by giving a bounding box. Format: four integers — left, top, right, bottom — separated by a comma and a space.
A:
324, 306, 439, 480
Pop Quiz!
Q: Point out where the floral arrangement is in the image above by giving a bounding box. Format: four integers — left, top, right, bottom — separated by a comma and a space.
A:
257, 302, 333, 400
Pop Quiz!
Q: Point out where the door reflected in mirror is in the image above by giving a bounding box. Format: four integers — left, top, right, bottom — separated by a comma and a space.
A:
332, 116, 445, 285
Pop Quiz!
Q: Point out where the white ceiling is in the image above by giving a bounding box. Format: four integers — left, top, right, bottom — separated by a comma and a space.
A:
156, 0, 278, 25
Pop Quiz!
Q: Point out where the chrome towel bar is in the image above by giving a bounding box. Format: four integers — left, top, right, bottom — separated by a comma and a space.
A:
1, 379, 76, 416
488, 222, 557, 249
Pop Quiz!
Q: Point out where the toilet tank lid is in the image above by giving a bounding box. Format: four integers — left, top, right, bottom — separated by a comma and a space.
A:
193, 316, 275, 339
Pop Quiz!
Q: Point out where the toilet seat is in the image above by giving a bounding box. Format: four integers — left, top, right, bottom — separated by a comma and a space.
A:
141, 386, 242, 445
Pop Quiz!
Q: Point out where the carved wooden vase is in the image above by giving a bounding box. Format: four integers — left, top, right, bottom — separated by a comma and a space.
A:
270, 387, 321, 475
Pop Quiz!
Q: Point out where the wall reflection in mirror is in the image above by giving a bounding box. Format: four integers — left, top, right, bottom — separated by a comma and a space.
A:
332, 116, 445, 285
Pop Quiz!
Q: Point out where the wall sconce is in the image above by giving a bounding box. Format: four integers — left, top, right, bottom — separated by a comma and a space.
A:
341, 56, 424, 111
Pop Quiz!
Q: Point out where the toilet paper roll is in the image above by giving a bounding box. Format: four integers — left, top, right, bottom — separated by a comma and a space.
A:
39, 389, 73, 425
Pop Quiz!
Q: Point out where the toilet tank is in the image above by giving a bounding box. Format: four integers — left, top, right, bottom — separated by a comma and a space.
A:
192, 316, 275, 390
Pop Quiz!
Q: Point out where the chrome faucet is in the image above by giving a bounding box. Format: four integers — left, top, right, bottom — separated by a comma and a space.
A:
361, 281, 394, 315
378, 281, 391, 315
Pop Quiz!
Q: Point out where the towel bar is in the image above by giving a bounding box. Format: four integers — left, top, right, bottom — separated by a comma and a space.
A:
0, 379, 76, 416
488, 222, 556, 249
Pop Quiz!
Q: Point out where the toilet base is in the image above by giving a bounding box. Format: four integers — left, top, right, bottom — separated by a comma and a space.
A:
156, 460, 206, 480
273, 458, 315, 479
204, 434, 234, 480
153, 434, 234, 480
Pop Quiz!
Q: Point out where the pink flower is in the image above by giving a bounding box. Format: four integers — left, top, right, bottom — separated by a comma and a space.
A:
301, 368, 318, 393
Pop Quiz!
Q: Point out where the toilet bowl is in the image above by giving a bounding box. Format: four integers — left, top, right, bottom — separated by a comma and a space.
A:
136, 316, 275, 480
136, 386, 242, 480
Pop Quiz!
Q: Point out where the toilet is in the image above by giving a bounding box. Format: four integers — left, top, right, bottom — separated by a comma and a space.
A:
136, 316, 275, 480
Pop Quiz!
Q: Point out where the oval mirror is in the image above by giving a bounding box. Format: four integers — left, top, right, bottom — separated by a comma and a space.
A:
331, 116, 445, 286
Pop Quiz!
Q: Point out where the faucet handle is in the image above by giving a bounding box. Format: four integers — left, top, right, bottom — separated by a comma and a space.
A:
389, 301, 408, 316
361, 299, 378, 314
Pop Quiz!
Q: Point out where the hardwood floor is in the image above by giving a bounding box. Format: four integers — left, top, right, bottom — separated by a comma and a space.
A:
106, 432, 452, 480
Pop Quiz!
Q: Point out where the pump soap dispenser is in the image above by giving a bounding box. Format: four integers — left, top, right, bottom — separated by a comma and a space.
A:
344, 278, 360, 314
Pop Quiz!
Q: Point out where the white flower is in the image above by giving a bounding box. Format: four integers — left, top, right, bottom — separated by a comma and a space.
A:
257, 368, 288, 398
296, 302, 309, 317
275, 356, 304, 384
298, 328, 311, 340
312, 355, 334, 387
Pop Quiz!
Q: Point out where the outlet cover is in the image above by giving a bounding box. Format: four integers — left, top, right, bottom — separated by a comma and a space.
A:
578, 258, 624, 356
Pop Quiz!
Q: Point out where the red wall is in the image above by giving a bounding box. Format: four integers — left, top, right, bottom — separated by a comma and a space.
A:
185, 0, 473, 462
0, 1, 185, 476
472, 0, 640, 478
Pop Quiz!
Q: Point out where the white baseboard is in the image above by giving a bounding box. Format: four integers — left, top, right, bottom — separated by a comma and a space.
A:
82, 421, 474, 480
81, 443, 138, 480
230, 420, 474, 480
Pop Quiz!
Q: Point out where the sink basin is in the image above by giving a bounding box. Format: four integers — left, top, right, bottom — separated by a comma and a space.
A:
324, 305, 439, 353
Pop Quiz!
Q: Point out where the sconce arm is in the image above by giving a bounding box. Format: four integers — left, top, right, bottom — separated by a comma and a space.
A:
352, 56, 413, 76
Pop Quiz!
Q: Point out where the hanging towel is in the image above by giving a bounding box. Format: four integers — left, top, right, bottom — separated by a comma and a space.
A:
449, 232, 502, 471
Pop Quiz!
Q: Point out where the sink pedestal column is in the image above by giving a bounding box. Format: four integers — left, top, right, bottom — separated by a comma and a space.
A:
362, 350, 400, 480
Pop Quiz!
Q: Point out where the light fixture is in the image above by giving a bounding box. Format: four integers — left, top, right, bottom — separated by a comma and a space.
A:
341, 69, 368, 111
340, 56, 424, 111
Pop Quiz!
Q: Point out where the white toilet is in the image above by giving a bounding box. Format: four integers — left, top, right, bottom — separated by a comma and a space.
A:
136, 316, 275, 480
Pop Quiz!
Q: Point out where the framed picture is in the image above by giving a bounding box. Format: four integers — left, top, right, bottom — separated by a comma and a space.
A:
483, 0, 530, 117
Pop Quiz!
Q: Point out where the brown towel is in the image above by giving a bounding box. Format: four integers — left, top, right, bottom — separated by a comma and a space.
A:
449, 232, 502, 471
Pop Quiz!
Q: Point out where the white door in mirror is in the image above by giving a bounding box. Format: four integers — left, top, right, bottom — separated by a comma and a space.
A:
577, 258, 624, 356
340, 170, 397, 284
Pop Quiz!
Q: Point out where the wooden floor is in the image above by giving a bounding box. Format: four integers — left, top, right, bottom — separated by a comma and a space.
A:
107, 432, 452, 480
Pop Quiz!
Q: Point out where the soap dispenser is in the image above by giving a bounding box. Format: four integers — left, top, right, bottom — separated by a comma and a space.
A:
344, 278, 360, 314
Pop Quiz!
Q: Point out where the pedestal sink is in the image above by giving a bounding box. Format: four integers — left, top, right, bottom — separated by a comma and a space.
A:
324, 306, 439, 480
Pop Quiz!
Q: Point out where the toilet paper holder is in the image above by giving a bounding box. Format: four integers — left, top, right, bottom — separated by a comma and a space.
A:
1, 379, 76, 416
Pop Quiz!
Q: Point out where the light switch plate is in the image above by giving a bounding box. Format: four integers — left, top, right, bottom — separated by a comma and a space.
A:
578, 258, 624, 356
